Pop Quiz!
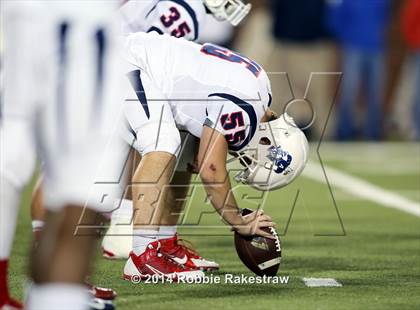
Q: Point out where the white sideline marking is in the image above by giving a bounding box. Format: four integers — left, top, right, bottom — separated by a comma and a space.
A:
303, 162, 420, 217
303, 277, 342, 287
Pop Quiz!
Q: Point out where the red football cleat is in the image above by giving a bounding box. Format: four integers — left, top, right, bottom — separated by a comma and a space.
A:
1, 260, 23, 310
86, 283, 117, 301
160, 234, 219, 271
123, 241, 204, 282
0, 297, 23, 310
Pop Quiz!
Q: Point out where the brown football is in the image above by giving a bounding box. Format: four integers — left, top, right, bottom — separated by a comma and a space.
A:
234, 209, 282, 276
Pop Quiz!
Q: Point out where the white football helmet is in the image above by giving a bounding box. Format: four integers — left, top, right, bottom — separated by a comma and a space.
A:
234, 113, 309, 191
203, 0, 251, 26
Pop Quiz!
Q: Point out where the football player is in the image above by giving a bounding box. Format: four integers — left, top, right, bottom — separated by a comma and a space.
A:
1, 1, 126, 309
121, 32, 309, 280
103, 0, 252, 269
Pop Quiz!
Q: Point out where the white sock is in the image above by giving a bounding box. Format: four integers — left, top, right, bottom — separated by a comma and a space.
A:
132, 229, 158, 255
158, 225, 177, 240
0, 179, 21, 259
26, 283, 89, 310
32, 220, 45, 232
111, 199, 133, 223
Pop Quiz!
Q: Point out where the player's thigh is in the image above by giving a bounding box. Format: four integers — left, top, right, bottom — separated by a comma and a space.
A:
1, 3, 45, 189
0, 118, 37, 189
124, 72, 181, 156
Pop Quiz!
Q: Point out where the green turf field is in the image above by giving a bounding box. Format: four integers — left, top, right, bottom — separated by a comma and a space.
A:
9, 143, 420, 309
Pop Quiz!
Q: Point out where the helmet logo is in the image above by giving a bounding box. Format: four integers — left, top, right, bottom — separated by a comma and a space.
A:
267, 146, 292, 174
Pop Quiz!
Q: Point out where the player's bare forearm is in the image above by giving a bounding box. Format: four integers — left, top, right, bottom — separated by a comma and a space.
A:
198, 126, 244, 226
201, 166, 243, 225
198, 126, 275, 238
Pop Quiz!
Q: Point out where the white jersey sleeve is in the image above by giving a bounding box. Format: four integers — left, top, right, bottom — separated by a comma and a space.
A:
205, 93, 259, 152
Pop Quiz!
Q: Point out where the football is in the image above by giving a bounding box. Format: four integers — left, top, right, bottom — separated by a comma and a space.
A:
234, 209, 282, 277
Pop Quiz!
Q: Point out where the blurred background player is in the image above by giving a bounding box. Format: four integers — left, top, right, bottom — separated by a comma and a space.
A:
121, 32, 308, 280
265, 0, 336, 140
391, 0, 420, 140
1, 1, 126, 309
326, 0, 391, 140
231, 0, 417, 142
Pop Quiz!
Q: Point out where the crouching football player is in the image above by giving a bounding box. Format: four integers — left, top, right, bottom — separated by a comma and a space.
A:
121, 32, 309, 281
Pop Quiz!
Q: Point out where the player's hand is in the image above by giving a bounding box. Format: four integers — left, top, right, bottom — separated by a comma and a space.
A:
234, 210, 276, 239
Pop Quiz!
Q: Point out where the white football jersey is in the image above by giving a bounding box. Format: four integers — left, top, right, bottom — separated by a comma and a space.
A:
119, 0, 207, 41
123, 32, 272, 155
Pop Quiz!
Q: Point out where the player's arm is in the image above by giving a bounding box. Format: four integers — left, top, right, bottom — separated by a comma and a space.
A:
197, 125, 274, 238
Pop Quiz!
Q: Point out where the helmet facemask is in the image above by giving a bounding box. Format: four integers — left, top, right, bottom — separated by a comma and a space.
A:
232, 113, 309, 191
203, 0, 252, 26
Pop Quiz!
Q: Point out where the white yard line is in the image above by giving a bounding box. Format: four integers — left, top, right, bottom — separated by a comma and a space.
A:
302, 161, 420, 217
302, 277, 342, 287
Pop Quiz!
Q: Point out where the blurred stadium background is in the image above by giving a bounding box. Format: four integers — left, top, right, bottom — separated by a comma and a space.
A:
201, 0, 420, 142
5, 0, 420, 309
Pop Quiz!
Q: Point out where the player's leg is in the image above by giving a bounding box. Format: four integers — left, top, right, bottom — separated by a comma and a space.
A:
158, 171, 220, 271
122, 71, 204, 281
131, 151, 177, 252
364, 52, 384, 140
101, 159, 192, 260
30, 178, 118, 302
30, 206, 100, 283
156, 134, 219, 270
101, 150, 137, 260
1, 2, 40, 307
103, 130, 218, 270
158, 132, 198, 232
124, 152, 206, 281
31, 178, 46, 245
0, 120, 37, 310
123, 70, 182, 258
412, 53, 420, 140
159, 171, 191, 228
336, 48, 363, 140
23, 2, 126, 308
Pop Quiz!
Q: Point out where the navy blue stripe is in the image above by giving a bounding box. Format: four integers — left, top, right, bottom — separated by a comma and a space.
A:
208, 93, 258, 152
129, 127, 137, 140
145, 3, 158, 18
92, 28, 106, 125
159, 0, 199, 40
127, 70, 150, 119
147, 26, 164, 35
125, 119, 137, 141
56, 22, 69, 148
